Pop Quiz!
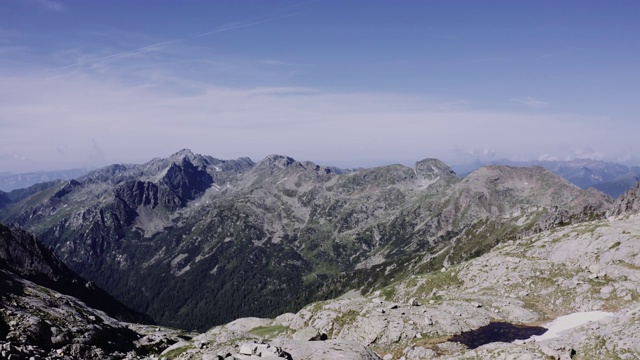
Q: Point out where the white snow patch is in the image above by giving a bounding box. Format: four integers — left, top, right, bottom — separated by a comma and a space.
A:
531, 311, 614, 341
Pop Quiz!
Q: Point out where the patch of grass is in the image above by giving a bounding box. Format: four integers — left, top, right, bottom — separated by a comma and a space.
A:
574, 222, 609, 236
329, 309, 360, 338
163, 345, 192, 360
617, 261, 640, 271
381, 286, 396, 301
248, 324, 289, 339
414, 334, 451, 349
305, 300, 329, 315
414, 269, 462, 301
302, 273, 319, 286
609, 241, 622, 250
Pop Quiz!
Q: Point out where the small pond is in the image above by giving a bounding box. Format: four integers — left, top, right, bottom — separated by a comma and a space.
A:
449, 322, 547, 349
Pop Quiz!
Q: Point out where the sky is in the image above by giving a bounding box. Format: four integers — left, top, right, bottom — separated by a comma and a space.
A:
1, 0, 640, 173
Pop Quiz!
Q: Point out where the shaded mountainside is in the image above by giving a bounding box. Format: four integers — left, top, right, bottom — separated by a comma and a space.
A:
0, 150, 613, 331
0, 224, 196, 359
0, 223, 151, 324
593, 173, 640, 199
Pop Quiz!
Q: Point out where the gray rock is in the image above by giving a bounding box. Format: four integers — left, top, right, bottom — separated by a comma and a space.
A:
292, 326, 320, 341
271, 339, 381, 360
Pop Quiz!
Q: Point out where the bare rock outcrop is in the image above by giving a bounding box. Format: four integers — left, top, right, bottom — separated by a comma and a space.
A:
608, 180, 640, 216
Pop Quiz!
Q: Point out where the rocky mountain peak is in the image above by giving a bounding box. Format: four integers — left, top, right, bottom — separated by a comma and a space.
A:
261, 154, 297, 169
415, 158, 457, 179
160, 159, 213, 202
170, 148, 195, 158
167, 148, 209, 169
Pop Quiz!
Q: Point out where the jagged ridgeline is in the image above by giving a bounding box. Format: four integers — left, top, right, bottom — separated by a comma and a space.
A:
0, 149, 612, 331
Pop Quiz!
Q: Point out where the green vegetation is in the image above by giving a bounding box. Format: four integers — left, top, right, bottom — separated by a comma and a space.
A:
380, 286, 396, 301
248, 324, 289, 339
576, 335, 633, 360
162, 345, 192, 359
414, 269, 462, 300
329, 309, 360, 337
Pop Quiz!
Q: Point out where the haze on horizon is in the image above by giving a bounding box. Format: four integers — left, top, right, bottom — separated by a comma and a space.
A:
1, 1, 639, 173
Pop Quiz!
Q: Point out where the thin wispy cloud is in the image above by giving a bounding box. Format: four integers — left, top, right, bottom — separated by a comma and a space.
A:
194, 13, 300, 38
260, 59, 312, 67
47, 41, 177, 79
0, 65, 627, 172
33, 0, 64, 12
46, 3, 307, 79
195, 0, 308, 37
0, 46, 29, 55
511, 97, 547, 107
428, 34, 460, 40
536, 47, 580, 60
2, 1, 637, 172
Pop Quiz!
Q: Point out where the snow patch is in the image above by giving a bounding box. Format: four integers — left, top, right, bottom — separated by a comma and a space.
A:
531, 311, 614, 341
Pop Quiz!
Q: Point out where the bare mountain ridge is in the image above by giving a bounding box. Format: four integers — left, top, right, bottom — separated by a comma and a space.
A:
0, 168, 90, 192
0, 150, 612, 331
458, 158, 640, 198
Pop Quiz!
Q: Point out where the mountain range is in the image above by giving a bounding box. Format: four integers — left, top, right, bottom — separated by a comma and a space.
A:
1, 149, 640, 359
0, 150, 612, 331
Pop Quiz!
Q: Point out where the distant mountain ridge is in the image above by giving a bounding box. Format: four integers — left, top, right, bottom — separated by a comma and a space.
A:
0, 168, 90, 192
0, 150, 613, 331
455, 158, 640, 198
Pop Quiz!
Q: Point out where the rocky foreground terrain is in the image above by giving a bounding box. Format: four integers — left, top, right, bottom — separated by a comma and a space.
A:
152, 210, 640, 360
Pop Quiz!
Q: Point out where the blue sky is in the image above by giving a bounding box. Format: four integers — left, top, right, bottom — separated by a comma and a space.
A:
1, 0, 639, 172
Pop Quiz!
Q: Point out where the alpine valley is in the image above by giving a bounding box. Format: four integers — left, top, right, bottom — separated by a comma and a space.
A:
1, 149, 639, 360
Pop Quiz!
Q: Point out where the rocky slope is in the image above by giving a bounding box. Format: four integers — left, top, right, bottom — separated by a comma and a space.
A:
0, 223, 150, 323
0, 150, 612, 331
0, 223, 186, 359
160, 206, 640, 360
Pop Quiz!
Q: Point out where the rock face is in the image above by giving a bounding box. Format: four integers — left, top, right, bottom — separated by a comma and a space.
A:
0, 150, 612, 331
608, 180, 640, 216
